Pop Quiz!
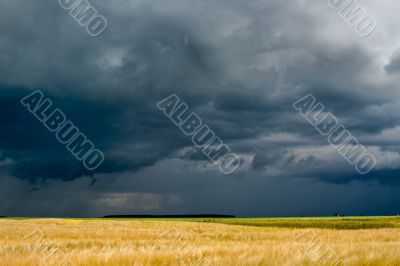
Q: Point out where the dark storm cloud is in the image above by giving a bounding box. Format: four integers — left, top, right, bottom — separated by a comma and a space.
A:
0, 86, 192, 181
0, 0, 400, 216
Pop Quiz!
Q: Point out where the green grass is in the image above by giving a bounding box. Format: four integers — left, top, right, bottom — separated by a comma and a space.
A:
199, 216, 400, 230
2, 216, 400, 230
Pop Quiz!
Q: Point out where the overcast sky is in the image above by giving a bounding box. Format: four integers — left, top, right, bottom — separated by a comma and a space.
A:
0, 0, 400, 217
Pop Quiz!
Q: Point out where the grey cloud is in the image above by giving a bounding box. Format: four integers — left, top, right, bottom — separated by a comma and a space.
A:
0, 0, 400, 216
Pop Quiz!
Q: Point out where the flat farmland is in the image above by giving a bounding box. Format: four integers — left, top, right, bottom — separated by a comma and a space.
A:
0, 217, 399, 265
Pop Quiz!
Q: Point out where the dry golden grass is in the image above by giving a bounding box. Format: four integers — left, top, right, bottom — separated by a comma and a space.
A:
0, 218, 399, 265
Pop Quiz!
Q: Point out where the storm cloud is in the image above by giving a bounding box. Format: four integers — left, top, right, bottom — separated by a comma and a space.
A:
0, 0, 400, 216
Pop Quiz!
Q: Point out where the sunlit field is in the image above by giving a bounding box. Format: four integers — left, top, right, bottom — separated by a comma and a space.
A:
0, 217, 400, 265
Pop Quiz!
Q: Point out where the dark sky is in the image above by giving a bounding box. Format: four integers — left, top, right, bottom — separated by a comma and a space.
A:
0, 0, 399, 217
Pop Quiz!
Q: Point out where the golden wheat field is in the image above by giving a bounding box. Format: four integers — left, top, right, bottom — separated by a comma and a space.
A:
0, 217, 400, 266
